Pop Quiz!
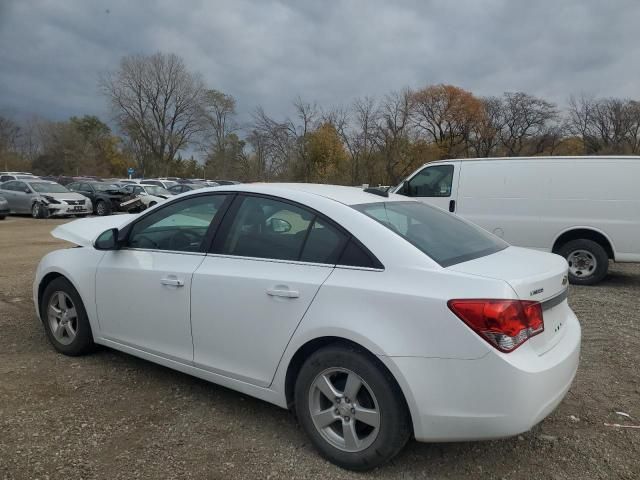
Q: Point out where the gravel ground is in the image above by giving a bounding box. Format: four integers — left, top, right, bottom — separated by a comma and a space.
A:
0, 216, 639, 479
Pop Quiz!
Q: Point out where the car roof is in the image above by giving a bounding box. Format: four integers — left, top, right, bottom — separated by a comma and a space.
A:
195, 183, 410, 206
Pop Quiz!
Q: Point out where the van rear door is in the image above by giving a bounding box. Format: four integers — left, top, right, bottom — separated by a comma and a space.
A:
394, 161, 460, 212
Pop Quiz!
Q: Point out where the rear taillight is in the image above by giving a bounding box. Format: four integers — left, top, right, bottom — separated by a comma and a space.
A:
447, 299, 544, 352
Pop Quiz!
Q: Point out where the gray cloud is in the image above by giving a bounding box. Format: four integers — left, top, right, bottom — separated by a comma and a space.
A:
1, 0, 639, 126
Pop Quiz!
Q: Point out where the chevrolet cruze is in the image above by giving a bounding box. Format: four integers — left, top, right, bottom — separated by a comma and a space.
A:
33, 183, 581, 470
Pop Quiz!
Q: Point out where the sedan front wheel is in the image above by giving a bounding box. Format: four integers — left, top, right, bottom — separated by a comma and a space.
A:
294, 344, 411, 471
41, 277, 95, 356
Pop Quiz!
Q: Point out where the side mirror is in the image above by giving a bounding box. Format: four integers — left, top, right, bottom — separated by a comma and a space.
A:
94, 228, 121, 250
24, 187, 31, 194
398, 181, 410, 196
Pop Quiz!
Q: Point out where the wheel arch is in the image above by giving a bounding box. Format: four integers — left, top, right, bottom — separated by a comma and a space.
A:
552, 227, 615, 259
282, 336, 414, 433
37, 270, 86, 322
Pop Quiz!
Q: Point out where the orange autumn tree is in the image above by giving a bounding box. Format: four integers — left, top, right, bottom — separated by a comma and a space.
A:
411, 84, 483, 158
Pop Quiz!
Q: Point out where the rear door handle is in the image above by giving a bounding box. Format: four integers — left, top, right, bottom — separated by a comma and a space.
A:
266, 287, 300, 298
161, 276, 184, 287
449, 199, 456, 213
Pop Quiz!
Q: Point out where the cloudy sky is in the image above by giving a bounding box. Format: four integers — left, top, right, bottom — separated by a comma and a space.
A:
1, 0, 639, 125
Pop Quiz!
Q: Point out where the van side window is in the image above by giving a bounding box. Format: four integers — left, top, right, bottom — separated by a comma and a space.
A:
404, 165, 454, 198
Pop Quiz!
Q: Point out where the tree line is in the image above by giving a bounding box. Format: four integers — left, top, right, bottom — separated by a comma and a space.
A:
2, 52, 640, 185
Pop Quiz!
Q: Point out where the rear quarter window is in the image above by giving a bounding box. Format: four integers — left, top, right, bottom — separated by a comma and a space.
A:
353, 201, 507, 267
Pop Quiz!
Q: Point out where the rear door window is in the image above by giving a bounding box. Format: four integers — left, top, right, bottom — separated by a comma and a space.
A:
217, 196, 314, 261
214, 195, 354, 265
353, 201, 507, 267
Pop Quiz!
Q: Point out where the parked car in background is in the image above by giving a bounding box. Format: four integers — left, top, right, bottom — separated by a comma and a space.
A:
394, 156, 640, 285
141, 179, 178, 189
67, 181, 135, 216
0, 179, 91, 218
0, 195, 8, 219
0, 173, 37, 183
210, 179, 240, 185
35, 183, 580, 470
120, 184, 167, 209
168, 183, 205, 195
138, 184, 172, 199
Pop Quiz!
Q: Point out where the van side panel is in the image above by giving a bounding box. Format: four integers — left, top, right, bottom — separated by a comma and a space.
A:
456, 158, 640, 260
456, 161, 547, 248
540, 159, 640, 259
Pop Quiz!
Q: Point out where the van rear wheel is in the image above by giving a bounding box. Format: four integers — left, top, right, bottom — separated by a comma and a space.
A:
558, 239, 608, 285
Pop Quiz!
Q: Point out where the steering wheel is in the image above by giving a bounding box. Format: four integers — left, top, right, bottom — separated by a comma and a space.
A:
132, 234, 159, 249
169, 230, 201, 251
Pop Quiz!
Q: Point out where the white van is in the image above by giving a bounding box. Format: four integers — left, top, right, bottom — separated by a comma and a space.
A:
393, 156, 640, 285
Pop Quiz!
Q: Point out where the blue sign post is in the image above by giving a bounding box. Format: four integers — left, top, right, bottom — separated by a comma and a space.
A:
127, 167, 135, 179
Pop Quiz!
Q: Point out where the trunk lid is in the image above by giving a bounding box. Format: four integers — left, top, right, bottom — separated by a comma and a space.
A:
448, 246, 569, 355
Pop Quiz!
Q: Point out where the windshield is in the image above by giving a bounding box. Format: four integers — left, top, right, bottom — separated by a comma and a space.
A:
29, 182, 70, 193
143, 185, 170, 196
353, 201, 508, 267
93, 183, 120, 192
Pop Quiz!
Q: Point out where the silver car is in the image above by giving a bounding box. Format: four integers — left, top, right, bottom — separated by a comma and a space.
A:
0, 194, 8, 220
0, 179, 92, 218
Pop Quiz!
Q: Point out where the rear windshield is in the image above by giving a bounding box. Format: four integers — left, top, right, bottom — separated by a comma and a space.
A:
353, 201, 507, 267
29, 182, 69, 193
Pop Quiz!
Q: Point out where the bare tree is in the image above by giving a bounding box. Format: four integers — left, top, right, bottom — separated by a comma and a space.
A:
201, 89, 239, 178
100, 52, 205, 174
333, 97, 379, 184
251, 106, 298, 179
0, 115, 21, 170
500, 92, 558, 155
568, 95, 640, 153
374, 89, 415, 184
291, 97, 319, 181
469, 96, 505, 157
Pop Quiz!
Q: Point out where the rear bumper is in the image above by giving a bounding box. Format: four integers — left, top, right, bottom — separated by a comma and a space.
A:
384, 309, 581, 442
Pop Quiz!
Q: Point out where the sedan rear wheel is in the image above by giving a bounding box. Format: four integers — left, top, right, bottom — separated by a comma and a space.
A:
294, 344, 411, 471
308, 368, 380, 452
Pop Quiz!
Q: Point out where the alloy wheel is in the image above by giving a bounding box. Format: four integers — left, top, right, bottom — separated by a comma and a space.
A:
47, 291, 78, 345
308, 368, 380, 452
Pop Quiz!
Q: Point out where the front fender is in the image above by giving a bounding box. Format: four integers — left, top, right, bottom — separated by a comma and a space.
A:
34, 247, 105, 335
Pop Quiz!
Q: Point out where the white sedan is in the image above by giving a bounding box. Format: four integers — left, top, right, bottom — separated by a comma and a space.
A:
33, 183, 580, 470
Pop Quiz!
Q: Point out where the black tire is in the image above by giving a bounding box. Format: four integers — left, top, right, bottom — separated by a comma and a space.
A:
558, 239, 609, 285
0, 215, 5, 220
95, 199, 111, 216
40, 277, 95, 356
32, 202, 47, 219
294, 344, 411, 471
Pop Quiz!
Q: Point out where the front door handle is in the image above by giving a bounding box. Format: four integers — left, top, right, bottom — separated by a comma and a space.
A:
161, 276, 184, 287
449, 200, 456, 213
266, 287, 300, 298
